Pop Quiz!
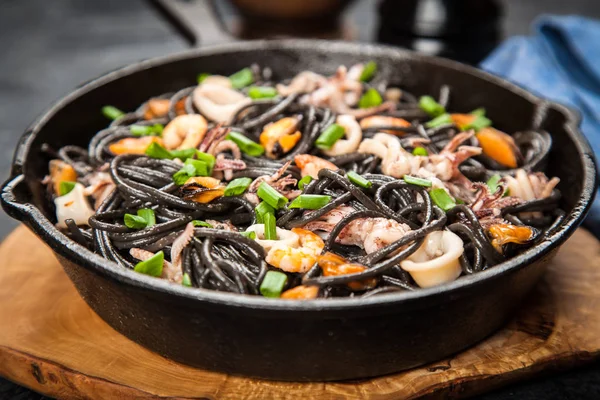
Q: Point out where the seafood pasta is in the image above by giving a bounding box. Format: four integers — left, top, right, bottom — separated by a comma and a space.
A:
44, 62, 562, 299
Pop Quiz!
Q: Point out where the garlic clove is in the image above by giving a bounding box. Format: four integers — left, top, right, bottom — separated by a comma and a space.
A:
54, 183, 95, 228
400, 230, 464, 288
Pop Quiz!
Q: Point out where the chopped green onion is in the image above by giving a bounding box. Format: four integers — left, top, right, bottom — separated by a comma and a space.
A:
260, 270, 288, 298
184, 158, 209, 177
487, 174, 502, 193
192, 220, 213, 228
241, 231, 257, 240
463, 115, 492, 132
58, 181, 77, 196
347, 171, 372, 189
263, 211, 277, 240
195, 151, 216, 173
131, 124, 164, 137
134, 251, 164, 277
288, 194, 331, 210
130, 125, 153, 136
229, 68, 254, 89
255, 201, 275, 223
248, 86, 278, 99
470, 108, 486, 117
404, 175, 432, 187
412, 146, 428, 156
504, 188, 511, 197
224, 177, 252, 197
358, 88, 383, 109
182, 273, 192, 287
315, 124, 345, 150
152, 123, 164, 136
124, 214, 148, 229
456, 198, 465, 204
169, 148, 197, 161
257, 182, 288, 209
429, 188, 457, 211
102, 105, 124, 120
227, 132, 265, 157
419, 96, 446, 117
425, 113, 453, 128
360, 61, 377, 82
172, 163, 196, 186
197, 73, 210, 84
137, 208, 156, 227
145, 142, 173, 159
298, 175, 313, 190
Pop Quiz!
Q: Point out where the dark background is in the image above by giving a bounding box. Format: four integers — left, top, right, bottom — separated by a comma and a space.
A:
1, 0, 600, 399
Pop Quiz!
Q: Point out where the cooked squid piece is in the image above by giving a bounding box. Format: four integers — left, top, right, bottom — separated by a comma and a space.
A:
54, 183, 95, 228
162, 114, 208, 150
400, 231, 465, 288
193, 83, 251, 123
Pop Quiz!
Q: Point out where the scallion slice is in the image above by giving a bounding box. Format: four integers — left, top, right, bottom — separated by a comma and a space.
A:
124, 214, 148, 229
425, 113, 453, 128
227, 132, 265, 157
130, 125, 153, 136
197, 73, 210, 84
298, 175, 313, 190
487, 174, 502, 193
134, 251, 164, 277
192, 220, 213, 228
463, 115, 492, 132
257, 182, 288, 209
263, 211, 277, 240
419, 96, 445, 117
288, 194, 331, 210
229, 67, 254, 89
241, 231, 257, 240
169, 148, 197, 161
358, 88, 383, 109
58, 181, 77, 196
102, 105, 124, 120
182, 273, 192, 287
224, 177, 252, 197
184, 158, 209, 177
429, 188, 457, 211
260, 270, 288, 298
360, 60, 377, 82
145, 142, 173, 159
412, 146, 428, 156
470, 107, 486, 117
347, 171, 372, 189
248, 86, 278, 99
315, 124, 345, 150
137, 208, 156, 227
404, 175, 432, 187
255, 201, 275, 223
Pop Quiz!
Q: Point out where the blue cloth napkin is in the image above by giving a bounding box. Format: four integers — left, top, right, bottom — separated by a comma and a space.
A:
481, 15, 600, 236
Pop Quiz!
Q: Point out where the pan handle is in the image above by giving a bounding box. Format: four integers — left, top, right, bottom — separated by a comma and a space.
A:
1, 174, 42, 226
147, 0, 234, 47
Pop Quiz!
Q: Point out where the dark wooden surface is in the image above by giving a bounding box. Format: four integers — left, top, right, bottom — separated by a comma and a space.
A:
1, 1, 600, 398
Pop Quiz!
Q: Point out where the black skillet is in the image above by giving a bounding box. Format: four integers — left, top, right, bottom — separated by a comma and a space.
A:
1, 40, 597, 381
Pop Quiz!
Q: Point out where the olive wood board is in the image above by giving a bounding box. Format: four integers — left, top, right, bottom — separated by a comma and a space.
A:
1, 225, 600, 400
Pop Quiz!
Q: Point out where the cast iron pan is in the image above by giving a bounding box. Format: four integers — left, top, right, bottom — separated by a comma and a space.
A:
1, 40, 597, 381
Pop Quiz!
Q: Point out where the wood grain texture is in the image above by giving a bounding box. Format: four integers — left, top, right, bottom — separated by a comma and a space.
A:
0, 225, 599, 400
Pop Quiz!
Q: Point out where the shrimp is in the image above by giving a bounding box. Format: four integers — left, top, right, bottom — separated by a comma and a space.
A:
360, 115, 411, 135
266, 228, 324, 273
259, 116, 302, 159
321, 115, 362, 156
317, 252, 377, 290
294, 154, 338, 179
280, 285, 319, 300
82, 171, 115, 210
193, 83, 251, 124
169, 222, 195, 283
108, 136, 163, 155
358, 131, 481, 183
162, 114, 208, 150
144, 98, 170, 120
303, 206, 412, 254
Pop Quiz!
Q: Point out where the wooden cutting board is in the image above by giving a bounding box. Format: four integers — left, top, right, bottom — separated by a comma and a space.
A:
1, 225, 599, 400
